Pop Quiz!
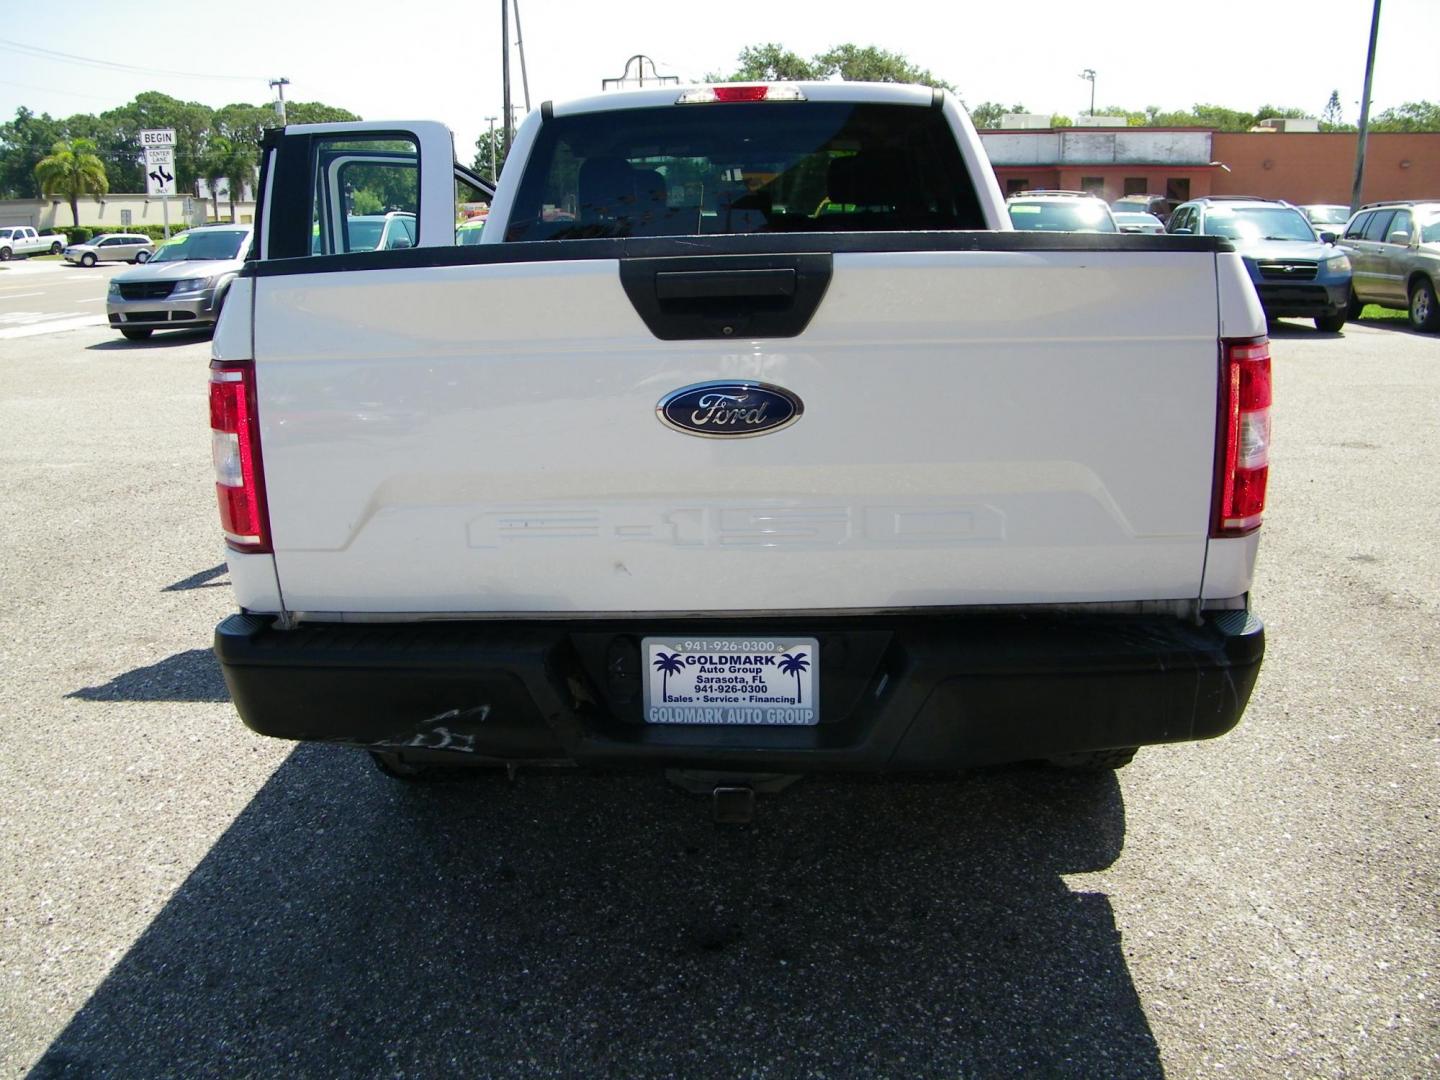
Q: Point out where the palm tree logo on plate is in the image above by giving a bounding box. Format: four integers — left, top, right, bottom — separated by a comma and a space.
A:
653, 651, 684, 702
778, 651, 810, 704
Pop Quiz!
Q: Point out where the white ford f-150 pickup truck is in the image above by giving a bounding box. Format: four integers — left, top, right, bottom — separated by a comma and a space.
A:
0, 225, 66, 259
211, 82, 1267, 792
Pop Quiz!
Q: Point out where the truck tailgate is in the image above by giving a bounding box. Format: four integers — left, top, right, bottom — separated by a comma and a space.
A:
252, 247, 1222, 614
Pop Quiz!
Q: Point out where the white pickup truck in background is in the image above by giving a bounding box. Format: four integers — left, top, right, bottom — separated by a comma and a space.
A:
0, 225, 66, 260
211, 83, 1268, 797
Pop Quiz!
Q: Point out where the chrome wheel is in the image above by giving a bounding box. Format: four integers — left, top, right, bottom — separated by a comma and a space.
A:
1410, 279, 1439, 331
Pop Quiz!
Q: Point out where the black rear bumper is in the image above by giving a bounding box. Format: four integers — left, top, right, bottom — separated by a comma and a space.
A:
214, 609, 1264, 772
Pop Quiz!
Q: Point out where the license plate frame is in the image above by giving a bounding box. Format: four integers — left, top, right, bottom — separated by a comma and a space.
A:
641, 636, 819, 726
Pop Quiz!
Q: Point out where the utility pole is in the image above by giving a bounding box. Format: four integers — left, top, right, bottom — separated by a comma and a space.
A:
513, 0, 531, 114
269, 77, 290, 125
501, 0, 513, 149
1079, 69, 1096, 118
485, 116, 499, 181
1350, 0, 1382, 214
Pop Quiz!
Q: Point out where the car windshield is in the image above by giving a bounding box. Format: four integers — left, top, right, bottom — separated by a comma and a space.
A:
151, 230, 248, 262
1008, 201, 1117, 233
1115, 213, 1159, 224
1203, 207, 1315, 242
1306, 206, 1350, 225
1420, 215, 1440, 244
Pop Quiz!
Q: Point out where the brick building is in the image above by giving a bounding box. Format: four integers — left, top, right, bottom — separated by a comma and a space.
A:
980, 127, 1439, 207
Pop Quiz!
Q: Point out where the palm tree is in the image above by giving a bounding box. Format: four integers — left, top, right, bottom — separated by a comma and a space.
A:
652, 651, 684, 702
778, 651, 810, 704
34, 138, 109, 227
219, 138, 256, 222
200, 142, 228, 221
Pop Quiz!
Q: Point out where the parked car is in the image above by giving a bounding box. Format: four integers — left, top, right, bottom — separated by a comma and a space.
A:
1007, 190, 1118, 232
1336, 201, 1440, 331
1112, 194, 1178, 224
1299, 204, 1352, 239
105, 224, 252, 340
63, 233, 155, 267
1168, 196, 1351, 331
1114, 211, 1166, 235
310, 212, 418, 254
0, 225, 66, 260
455, 217, 486, 245
346, 212, 416, 251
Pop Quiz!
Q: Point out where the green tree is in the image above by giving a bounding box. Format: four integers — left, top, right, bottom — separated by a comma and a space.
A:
1050, 114, 1074, 128
200, 143, 227, 220
199, 135, 257, 221
813, 44, 953, 89
966, 102, 1027, 129
710, 43, 952, 89
34, 138, 109, 226
102, 92, 215, 190
707, 43, 825, 82
1321, 90, 1343, 127
472, 127, 512, 184
1370, 101, 1440, 132
284, 102, 362, 127
0, 107, 66, 197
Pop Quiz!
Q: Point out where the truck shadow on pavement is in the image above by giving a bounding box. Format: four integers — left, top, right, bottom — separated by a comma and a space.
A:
85, 330, 212, 350
65, 648, 229, 703
30, 748, 1163, 1078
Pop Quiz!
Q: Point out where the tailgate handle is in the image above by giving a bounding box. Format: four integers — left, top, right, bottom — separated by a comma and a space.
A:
654, 268, 796, 301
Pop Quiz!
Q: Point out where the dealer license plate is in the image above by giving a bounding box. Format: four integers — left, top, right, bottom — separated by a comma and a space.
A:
641, 636, 820, 726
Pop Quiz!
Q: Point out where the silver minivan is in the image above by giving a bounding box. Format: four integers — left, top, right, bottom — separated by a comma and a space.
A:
63, 233, 156, 267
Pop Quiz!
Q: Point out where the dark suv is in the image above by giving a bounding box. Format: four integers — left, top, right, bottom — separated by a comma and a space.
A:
1337, 201, 1440, 332
1168, 196, 1352, 331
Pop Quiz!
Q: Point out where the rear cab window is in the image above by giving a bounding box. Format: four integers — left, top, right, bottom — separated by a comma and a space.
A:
502, 102, 984, 240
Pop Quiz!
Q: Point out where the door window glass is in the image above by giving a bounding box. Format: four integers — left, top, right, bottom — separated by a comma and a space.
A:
1343, 212, 1371, 240
1362, 210, 1395, 242
310, 136, 420, 254
1385, 211, 1412, 244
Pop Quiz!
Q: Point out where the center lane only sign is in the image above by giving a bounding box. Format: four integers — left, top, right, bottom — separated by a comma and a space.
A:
642, 637, 819, 725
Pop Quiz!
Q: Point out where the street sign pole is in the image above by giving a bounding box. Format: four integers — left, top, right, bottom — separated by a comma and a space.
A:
140, 129, 178, 240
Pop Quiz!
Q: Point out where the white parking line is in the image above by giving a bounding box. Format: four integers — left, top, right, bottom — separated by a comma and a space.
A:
0, 291, 43, 299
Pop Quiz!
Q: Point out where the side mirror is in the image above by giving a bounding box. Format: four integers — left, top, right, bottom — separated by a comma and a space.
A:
1389, 232, 1410, 246
1319, 231, 1339, 244
1172, 227, 1193, 235
1119, 224, 1140, 233
390, 236, 413, 250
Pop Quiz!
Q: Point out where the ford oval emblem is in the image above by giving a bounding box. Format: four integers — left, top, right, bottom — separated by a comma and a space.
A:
656, 381, 803, 439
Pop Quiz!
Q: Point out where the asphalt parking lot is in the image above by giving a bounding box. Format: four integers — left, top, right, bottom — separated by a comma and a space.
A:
0, 315, 1436, 1078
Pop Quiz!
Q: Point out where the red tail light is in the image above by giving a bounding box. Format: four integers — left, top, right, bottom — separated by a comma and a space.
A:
1214, 337, 1271, 535
209, 359, 271, 553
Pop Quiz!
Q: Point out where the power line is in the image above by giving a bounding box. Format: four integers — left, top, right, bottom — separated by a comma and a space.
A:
0, 36, 263, 83
0, 77, 119, 103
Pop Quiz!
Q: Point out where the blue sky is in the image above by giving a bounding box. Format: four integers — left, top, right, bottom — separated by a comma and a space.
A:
1, 0, 1436, 161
